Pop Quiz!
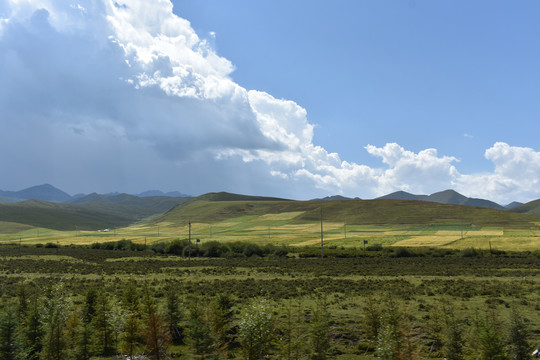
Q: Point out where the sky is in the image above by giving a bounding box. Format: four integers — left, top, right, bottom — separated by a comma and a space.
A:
0, 0, 539, 204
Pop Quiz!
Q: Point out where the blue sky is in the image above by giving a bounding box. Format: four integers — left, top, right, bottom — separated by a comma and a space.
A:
175, 0, 539, 172
0, 0, 539, 204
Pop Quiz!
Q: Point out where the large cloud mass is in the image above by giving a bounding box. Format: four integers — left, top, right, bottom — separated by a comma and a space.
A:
1, 0, 539, 204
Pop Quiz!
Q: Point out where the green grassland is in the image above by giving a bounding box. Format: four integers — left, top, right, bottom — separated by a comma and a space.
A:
1, 247, 540, 359
1, 197, 539, 251
1, 195, 540, 358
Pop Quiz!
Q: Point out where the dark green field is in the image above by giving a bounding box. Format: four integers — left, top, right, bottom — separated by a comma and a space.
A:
0, 246, 539, 359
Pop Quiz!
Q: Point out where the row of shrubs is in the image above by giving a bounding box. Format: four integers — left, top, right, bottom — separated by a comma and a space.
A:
89, 239, 288, 258
296, 244, 505, 258
32, 239, 508, 258
152, 239, 289, 258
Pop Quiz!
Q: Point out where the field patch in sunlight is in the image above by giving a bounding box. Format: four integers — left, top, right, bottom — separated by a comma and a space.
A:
444, 236, 540, 251
257, 211, 304, 221
392, 236, 462, 247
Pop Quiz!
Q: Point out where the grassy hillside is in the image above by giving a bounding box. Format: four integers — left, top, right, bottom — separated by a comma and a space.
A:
0, 194, 189, 231
511, 199, 540, 216
158, 195, 539, 228
0, 200, 132, 230
0, 196, 23, 203
195, 191, 290, 202
68, 193, 189, 219
1, 192, 539, 251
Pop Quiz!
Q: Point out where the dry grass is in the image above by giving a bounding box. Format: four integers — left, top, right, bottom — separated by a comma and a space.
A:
444, 236, 540, 251
257, 211, 305, 221
392, 235, 462, 247
466, 230, 504, 236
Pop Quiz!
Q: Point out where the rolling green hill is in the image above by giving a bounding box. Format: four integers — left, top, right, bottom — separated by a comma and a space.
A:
0, 200, 132, 231
511, 199, 540, 216
2, 190, 539, 239
157, 192, 540, 228
194, 192, 290, 202
0, 194, 190, 231
68, 193, 188, 219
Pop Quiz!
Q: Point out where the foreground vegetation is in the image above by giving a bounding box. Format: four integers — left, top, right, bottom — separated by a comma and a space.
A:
1, 245, 540, 359
1, 196, 540, 358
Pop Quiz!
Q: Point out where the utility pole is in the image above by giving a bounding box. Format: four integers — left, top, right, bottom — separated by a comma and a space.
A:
363, 240, 367, 257
344, 224, 347, 240
188, 221, 192, 260
320, 207, 324, 258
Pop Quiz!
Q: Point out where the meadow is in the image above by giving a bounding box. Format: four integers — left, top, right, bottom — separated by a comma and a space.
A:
1, 197, 540, 359
0, 245, 539, 359
1, 210, 539, 253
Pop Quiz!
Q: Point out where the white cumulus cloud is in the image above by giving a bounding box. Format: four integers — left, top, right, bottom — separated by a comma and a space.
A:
0, 0, 539, 204
456, 143, 540, 204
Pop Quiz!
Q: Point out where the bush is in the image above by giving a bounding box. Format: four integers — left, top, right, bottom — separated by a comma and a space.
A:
430, 248, 454, 257
366, 244, 383, 252
243, 243, 264, 257
151, 242, 166, 254
201, 241, 229, 257
165, 239, 189, 255
393, 247, 414, 258
272, 246, 289, 257
229, 241, 248, 256
460, 248, 482, 258
182, 244, 201, 258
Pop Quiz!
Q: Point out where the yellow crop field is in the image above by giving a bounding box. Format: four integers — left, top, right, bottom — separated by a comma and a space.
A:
466, 230, 504, 236
392, 236, 462, 247
257, 211, 305, 221
443, 236, 540, 251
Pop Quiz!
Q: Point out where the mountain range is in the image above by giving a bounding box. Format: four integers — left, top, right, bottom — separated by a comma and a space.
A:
0, 184, 531, 211
312, 189, 524, 210
375, 189, 518, 210
0, 185, 539, 231
0, 184, 190, 203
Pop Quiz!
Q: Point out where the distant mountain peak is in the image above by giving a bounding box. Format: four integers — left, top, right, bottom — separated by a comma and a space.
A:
311, 195, 357, 201
0, 184, 72, 203
505, 201, 523, 210
377, 191, 428, 201
137, 190, 190, 197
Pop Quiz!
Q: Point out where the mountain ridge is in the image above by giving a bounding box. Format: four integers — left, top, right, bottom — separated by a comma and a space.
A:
377, 189, 504, 210
2, 184, 540, 215
1, 189, 540, 231
0, 184, 192, 203
0, 184, 72, 203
